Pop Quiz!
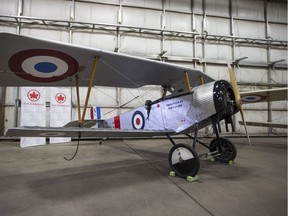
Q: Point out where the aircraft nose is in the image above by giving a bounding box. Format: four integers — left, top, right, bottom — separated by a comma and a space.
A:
213, 80, 238, 115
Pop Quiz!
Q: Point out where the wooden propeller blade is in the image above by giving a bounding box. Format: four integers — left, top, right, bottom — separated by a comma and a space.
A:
228, 68, 241, 108
239, 106, 252, 146
228, 66, 251, 146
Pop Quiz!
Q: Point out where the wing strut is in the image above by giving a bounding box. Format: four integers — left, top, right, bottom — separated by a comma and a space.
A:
80, 57, 100, 126
199, 76, 205, 85
185, 71, 191, 92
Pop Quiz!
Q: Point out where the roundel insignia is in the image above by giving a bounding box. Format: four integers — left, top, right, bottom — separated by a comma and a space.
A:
39, 132, 66, 137
8, 49, 79, 83
132, 111, 145, 130
241, 95, 266, 103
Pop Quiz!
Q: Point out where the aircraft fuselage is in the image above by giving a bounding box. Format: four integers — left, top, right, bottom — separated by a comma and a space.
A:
105, 80, 238, 134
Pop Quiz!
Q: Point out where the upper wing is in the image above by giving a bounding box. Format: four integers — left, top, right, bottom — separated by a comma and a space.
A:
5, 126, 174, 138
0, 33, 213, 92
240, 88, 288, 104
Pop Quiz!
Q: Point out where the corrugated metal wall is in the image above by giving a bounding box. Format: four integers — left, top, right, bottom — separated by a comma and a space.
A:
0, 0, 287, 136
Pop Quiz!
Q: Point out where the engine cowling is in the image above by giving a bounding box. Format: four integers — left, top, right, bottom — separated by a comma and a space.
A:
213, 80, 239, 117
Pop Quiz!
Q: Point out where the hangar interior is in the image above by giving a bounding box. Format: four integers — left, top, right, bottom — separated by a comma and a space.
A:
0, 1, 287, 216
0, 0, 287, 136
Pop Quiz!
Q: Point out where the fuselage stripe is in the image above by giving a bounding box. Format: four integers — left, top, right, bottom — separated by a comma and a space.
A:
114, 115, 121, 129
90, 107, 94, 119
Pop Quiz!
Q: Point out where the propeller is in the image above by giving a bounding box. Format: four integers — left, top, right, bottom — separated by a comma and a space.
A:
228, 64, 251, 146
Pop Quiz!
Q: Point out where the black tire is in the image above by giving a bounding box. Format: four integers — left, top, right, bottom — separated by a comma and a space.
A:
209, 138, 237, 163
168, 144, 200, 178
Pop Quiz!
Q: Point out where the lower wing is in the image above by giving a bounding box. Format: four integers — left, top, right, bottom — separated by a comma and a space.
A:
6, 126, 174, 138
239, 121, 287, 129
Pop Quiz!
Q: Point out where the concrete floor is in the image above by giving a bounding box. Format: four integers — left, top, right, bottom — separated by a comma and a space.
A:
0, 137, 286, 216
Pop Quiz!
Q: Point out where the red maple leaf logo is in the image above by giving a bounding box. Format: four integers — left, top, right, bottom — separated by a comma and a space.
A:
57, 94, 65, 101
55, 93, 66, 104
30, 91, 38, 99
27, 90, 40, 102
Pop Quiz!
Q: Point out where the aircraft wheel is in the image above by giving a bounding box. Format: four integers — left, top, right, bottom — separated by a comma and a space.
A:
209, 138, 237, 163
168, 144, 200, 178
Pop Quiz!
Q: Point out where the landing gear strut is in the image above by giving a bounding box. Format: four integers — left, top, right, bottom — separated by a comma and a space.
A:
211, 118, 237, 163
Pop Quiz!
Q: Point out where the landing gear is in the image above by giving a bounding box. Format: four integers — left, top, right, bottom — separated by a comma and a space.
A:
209, 138, 237, 163
166, 122, 238, 180
168, 143, 200, 178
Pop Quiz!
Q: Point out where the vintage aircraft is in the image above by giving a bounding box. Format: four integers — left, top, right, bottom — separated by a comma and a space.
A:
0, 33, 287, 179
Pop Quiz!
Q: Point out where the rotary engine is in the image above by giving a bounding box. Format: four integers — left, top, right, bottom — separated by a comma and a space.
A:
213, 80, 239, 132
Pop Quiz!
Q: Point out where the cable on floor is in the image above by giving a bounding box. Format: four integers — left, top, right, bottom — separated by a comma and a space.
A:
64, 132, 81, 161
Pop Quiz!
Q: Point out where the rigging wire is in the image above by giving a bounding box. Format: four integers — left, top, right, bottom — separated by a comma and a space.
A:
100, 58, 141, 88
100, 85, 162, 118
78, 56, 167, 118
99, 57, 165, 100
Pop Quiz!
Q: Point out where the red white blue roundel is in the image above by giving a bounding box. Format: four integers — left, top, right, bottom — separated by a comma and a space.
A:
132, 111, 145, 130
8, 49, 79, 83
241, 95, 266, 103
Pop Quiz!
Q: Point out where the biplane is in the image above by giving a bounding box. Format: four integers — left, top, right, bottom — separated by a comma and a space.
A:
0, 33, 287, 179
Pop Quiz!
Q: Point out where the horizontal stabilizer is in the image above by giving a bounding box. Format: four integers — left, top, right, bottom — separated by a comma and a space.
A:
64, 120, 108, 128
6, 126, 174, 138
239, 121, 287, 129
